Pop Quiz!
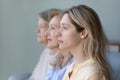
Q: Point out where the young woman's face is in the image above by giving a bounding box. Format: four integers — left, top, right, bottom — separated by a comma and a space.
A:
57, 13, 81, 49
46, 16, 61, 49
36, 17, 48, 44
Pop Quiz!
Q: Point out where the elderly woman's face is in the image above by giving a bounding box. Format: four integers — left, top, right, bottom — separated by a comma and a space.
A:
36, 17, 48, 44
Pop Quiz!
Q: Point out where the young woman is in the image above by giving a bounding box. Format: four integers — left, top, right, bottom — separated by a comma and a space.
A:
45, 10, 73, 80
57, 5, 111, 80
29, 9, 62, 80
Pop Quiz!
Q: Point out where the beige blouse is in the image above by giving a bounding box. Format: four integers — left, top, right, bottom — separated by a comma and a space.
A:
62, 58, 106, 80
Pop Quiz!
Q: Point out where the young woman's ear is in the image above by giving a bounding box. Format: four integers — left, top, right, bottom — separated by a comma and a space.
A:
80, 29, 88, 39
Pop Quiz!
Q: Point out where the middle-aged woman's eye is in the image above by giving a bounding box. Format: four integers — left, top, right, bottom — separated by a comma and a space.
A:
50, 26, 56, 30
63, 26, 68, 30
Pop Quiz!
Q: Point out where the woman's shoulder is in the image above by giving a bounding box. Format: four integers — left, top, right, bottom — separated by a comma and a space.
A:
82, 59, 100, 72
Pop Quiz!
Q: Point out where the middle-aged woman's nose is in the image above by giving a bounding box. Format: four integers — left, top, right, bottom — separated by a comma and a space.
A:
56, 28, 61, 37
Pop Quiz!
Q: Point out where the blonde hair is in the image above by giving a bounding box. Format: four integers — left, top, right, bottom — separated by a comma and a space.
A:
64, 5, 111, 80
50, 51, 73, 69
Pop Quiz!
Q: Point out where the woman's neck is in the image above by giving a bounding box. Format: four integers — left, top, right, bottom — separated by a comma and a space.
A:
70, 44, 89, 64
59, 49, 69, 58
50, 47, 59, 55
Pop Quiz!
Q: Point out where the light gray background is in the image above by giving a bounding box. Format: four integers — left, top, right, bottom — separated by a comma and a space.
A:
0, 0, 120, 80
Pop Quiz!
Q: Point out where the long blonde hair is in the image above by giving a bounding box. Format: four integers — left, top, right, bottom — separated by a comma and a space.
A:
64, 5, 111, 80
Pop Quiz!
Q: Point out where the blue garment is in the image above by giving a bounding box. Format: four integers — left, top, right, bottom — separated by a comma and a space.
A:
45, 58, 74, 80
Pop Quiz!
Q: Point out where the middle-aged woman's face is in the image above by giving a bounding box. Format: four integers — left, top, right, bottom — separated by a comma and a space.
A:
57, 13, 81, 49
36, 17, 48, 44
46, 15, 61, 49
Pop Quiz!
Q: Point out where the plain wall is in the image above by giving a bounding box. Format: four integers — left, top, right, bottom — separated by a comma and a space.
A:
0, 0, 120, 80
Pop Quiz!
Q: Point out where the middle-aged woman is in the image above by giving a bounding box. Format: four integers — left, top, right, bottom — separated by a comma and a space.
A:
45, 10, 73, 80
57, 5, 111, 80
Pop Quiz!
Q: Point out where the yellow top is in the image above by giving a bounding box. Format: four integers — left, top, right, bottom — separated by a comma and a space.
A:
62, 58, 106, 80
